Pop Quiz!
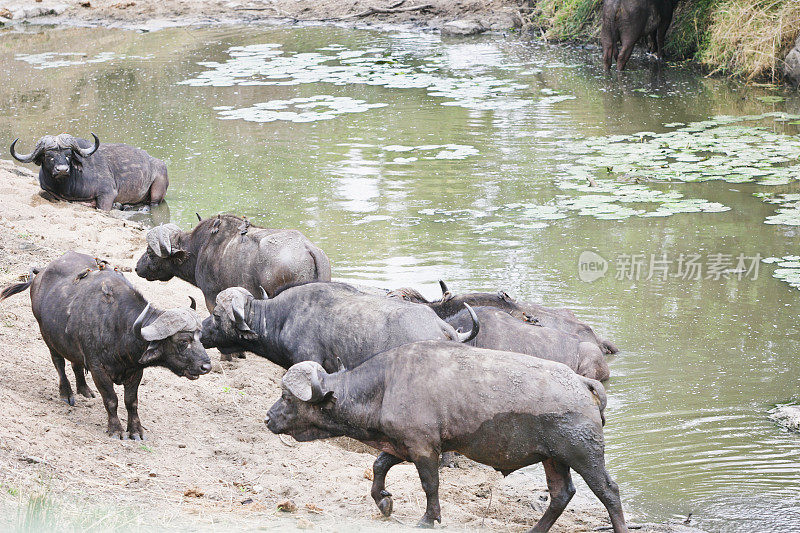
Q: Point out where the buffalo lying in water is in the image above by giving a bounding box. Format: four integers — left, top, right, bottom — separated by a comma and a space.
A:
200, 282, 478, 372
136, 215, 331, 313
447, 305, 610, 381
0, 252, 211, 439
266, 341, 627, 532
389, 281, 618, 354
10, 133, 168, 210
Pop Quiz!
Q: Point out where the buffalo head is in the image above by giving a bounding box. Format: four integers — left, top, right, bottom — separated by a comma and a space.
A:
133, 303, 211, 379
11, 133, 99, 179
200, 287, 258, 350
265, 361, 339, 441
135, 224, 187, 281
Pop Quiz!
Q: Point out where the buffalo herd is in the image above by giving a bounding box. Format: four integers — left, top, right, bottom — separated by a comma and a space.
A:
5, 131, 628, 529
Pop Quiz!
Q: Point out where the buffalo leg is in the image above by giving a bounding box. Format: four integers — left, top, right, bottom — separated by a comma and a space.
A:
124, 369, 144, 440
149, 172, 168, 206
575, 464, 627, 533
413, 454, 441, 528
616, 36, 637, 71
371, 452, 403, 516
96, 192, 116, 212
531, 458, 575, 533
655, 23, 668, 60
49, 348, 74, 406
71, 362, 95, 398
91, 368, 124, 439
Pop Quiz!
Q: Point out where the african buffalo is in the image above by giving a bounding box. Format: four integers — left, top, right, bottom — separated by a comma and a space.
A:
389, 281, 618, 354
447, 305, 610, 381
10, 133, 168, 211
0, 252, 211, 439
602, 0, 679, 71
265, 341, 627, 532
135, 214, 331, 314
200, 282, 478, 372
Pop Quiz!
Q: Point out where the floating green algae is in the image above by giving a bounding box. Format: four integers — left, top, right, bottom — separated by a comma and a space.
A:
566, 113, 800, 187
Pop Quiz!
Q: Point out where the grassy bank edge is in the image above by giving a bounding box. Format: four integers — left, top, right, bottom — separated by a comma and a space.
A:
521, 0, 800, 85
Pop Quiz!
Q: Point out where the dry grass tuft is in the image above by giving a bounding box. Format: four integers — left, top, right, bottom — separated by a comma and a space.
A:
699, 0, 800, 81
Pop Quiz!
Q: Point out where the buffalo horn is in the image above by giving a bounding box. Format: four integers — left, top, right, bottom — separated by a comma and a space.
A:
438, 279, 449, 296
456, 303, 480, 343
9, 138, 40, 163
133, 303, 152, 339
70, 133, 100, 158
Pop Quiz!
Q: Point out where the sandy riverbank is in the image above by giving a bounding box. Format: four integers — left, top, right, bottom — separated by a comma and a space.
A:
0, 0, 525, 32
0, 159, 701, 532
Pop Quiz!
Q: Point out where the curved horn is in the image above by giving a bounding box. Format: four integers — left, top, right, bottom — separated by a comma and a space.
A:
259, 285, 268, 300
456, 303, 480, 343
309, 368, 327, 403
335, 357, 346, 373
188, 296, 196, 311
71, 133, 99, 158
10, 138, 40, 163
133, 303, 152, 339
231, 296, 252, 332
157, 228, 171, 257
196, 212, 202, 222
439, 280, 449, 296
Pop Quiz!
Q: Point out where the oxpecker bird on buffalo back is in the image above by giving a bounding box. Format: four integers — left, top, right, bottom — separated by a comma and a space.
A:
0, 252, 211, 440
10, 132, 169, 211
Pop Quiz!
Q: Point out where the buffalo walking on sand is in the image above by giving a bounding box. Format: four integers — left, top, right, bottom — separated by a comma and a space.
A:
0, 252, 211, 439
10, 133, 168, 210
266, 341, 627, 532
136, 214, 331, 312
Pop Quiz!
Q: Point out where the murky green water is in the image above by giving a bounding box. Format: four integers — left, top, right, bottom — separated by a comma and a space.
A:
2, 23, 800, 532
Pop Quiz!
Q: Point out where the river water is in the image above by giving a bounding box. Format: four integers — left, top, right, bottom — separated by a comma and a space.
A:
2, 23, 800, 532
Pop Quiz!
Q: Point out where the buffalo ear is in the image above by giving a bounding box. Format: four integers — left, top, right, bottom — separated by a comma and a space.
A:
139, 342, 162, 365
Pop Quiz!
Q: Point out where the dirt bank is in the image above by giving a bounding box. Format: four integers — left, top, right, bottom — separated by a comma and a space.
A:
0, 0, 525, 31
0, 159, 698, 532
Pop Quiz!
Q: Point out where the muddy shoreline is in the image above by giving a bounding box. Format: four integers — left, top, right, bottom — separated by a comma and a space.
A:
0, 161, 700, 532
0, 0, 525, 33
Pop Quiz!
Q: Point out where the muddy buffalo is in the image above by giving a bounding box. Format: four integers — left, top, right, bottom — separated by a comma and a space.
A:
389, 281, 618, 354
265, 341, 627, 532
447, 305, 610, 380
136, 215, 331, 315
602, 0, 679, 71
200, 282, 478, 372
0, 252, 211, 439
10, 133, 168, 210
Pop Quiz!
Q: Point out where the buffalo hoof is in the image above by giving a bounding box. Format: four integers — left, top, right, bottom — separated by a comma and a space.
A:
377, 491, 393, 517
107, 428, 125, 440
416, 516, 436, 529
62, 395, 76, 407
77, 386, 95, 399
220, 353, 233, 362
129, 432, 145, 441
237, 352, 246, 359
